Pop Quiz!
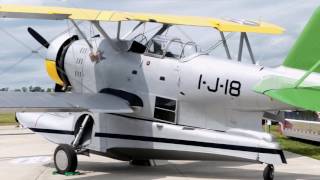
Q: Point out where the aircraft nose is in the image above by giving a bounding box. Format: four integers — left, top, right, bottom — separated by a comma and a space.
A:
16, 113, 42, 128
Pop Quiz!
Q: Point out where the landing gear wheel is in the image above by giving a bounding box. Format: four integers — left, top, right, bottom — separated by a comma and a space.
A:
54, 144, 78, 174
263, 164, 274, 180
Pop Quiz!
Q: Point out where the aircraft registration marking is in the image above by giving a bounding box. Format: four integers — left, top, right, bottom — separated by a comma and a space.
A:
198, 74, 241, 97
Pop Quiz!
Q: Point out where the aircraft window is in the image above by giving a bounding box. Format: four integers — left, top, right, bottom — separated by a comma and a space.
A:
154, 108, 175, 122
165, 39, 183, 59
155, 97, 176, 111
128, 34, 148, 54
132, 34, 148, 44
145, 37, 166, 57
154, 96, 176, 123
145, 35, 200, 59
128, 41, 146, 54
181, 42, 200, 58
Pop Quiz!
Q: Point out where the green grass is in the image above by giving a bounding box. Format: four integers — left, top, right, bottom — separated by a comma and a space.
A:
0, 113, 16, 125
270, 125, 320, 160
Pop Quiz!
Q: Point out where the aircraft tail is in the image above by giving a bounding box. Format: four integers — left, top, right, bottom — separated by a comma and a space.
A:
283, 7, 320, 72
254, 7, 320, 112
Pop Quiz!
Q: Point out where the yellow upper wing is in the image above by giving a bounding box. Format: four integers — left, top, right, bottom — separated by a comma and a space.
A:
0, 4, 284, 34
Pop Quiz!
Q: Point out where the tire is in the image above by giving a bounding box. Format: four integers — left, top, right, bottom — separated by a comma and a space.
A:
263, 164, 274, 180
54, 144, 78, 174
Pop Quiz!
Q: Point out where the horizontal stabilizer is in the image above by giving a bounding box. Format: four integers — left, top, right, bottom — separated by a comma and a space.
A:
254, 75, 320, 111
263, 87, 320, 112
0, 92, 133, 113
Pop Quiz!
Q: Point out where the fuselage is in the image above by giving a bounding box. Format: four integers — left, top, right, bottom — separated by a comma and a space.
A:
60, 37, 318, 131
18, 34, 298, 165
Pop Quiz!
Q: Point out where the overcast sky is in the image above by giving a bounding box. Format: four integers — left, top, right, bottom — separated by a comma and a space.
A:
0, 0, 318, 88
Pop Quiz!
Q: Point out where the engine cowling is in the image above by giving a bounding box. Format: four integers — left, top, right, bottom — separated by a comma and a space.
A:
45, 33, 79, 90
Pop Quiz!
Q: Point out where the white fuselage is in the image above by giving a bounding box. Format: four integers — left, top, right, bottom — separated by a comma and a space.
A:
64, 38, 299, 131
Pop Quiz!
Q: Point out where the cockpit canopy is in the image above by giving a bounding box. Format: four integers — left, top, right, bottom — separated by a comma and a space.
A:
129, 34, 201, 59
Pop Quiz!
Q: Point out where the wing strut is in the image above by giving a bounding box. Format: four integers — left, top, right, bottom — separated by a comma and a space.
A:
70, 19, 120, 52
122, 22, 144, 39
220, 31, 232, 60
237, 32, 256, 64
72, 115, 90, 148
91, 21, 119, 51
294, 60, 320, 88
70, 19, 93, 52
116, 21, 121, 40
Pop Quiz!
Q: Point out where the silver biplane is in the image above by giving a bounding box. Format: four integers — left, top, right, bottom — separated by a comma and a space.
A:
0, 4, 320, 180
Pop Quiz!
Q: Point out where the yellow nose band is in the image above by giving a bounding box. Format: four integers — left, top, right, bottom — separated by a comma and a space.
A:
45, 59, 64, 86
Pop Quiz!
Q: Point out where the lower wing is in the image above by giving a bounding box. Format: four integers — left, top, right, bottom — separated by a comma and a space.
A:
0, 92, 133, 113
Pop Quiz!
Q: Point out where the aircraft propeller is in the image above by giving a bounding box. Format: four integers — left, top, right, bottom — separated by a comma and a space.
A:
27, 27, 50, 49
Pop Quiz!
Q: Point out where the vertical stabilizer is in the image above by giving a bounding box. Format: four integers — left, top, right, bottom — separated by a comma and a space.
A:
283, 7, 320, 72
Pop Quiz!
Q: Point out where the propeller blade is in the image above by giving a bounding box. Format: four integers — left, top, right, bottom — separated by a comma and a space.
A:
27, 27, 50, 49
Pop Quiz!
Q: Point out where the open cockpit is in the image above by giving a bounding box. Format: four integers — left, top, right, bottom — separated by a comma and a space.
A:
122, 21, 265, 64
129, 34, 201, 60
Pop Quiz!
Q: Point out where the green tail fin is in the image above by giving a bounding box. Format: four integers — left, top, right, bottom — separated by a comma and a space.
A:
255, 8, 320, 111
283, 7, 320, 72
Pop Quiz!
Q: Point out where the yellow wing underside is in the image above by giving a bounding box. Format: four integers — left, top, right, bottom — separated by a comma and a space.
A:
0, 4, 284, 34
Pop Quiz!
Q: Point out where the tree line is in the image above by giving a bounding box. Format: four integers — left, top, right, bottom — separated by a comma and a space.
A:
0, 86, 53, 92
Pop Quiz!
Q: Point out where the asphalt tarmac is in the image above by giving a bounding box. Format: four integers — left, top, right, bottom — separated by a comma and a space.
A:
0, 126, 320, 180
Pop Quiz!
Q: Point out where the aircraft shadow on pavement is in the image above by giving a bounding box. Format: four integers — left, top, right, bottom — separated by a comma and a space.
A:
45, 159, 320, 180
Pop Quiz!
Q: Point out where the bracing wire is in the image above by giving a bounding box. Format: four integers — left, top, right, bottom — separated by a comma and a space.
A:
204, 32, 235, 54
0, 21, 84, 80
0, 53, 35, 77
0, 27, 44, 56
0, 1, 98, 92
0, 22, 97, 94
175, 26, 193, 42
